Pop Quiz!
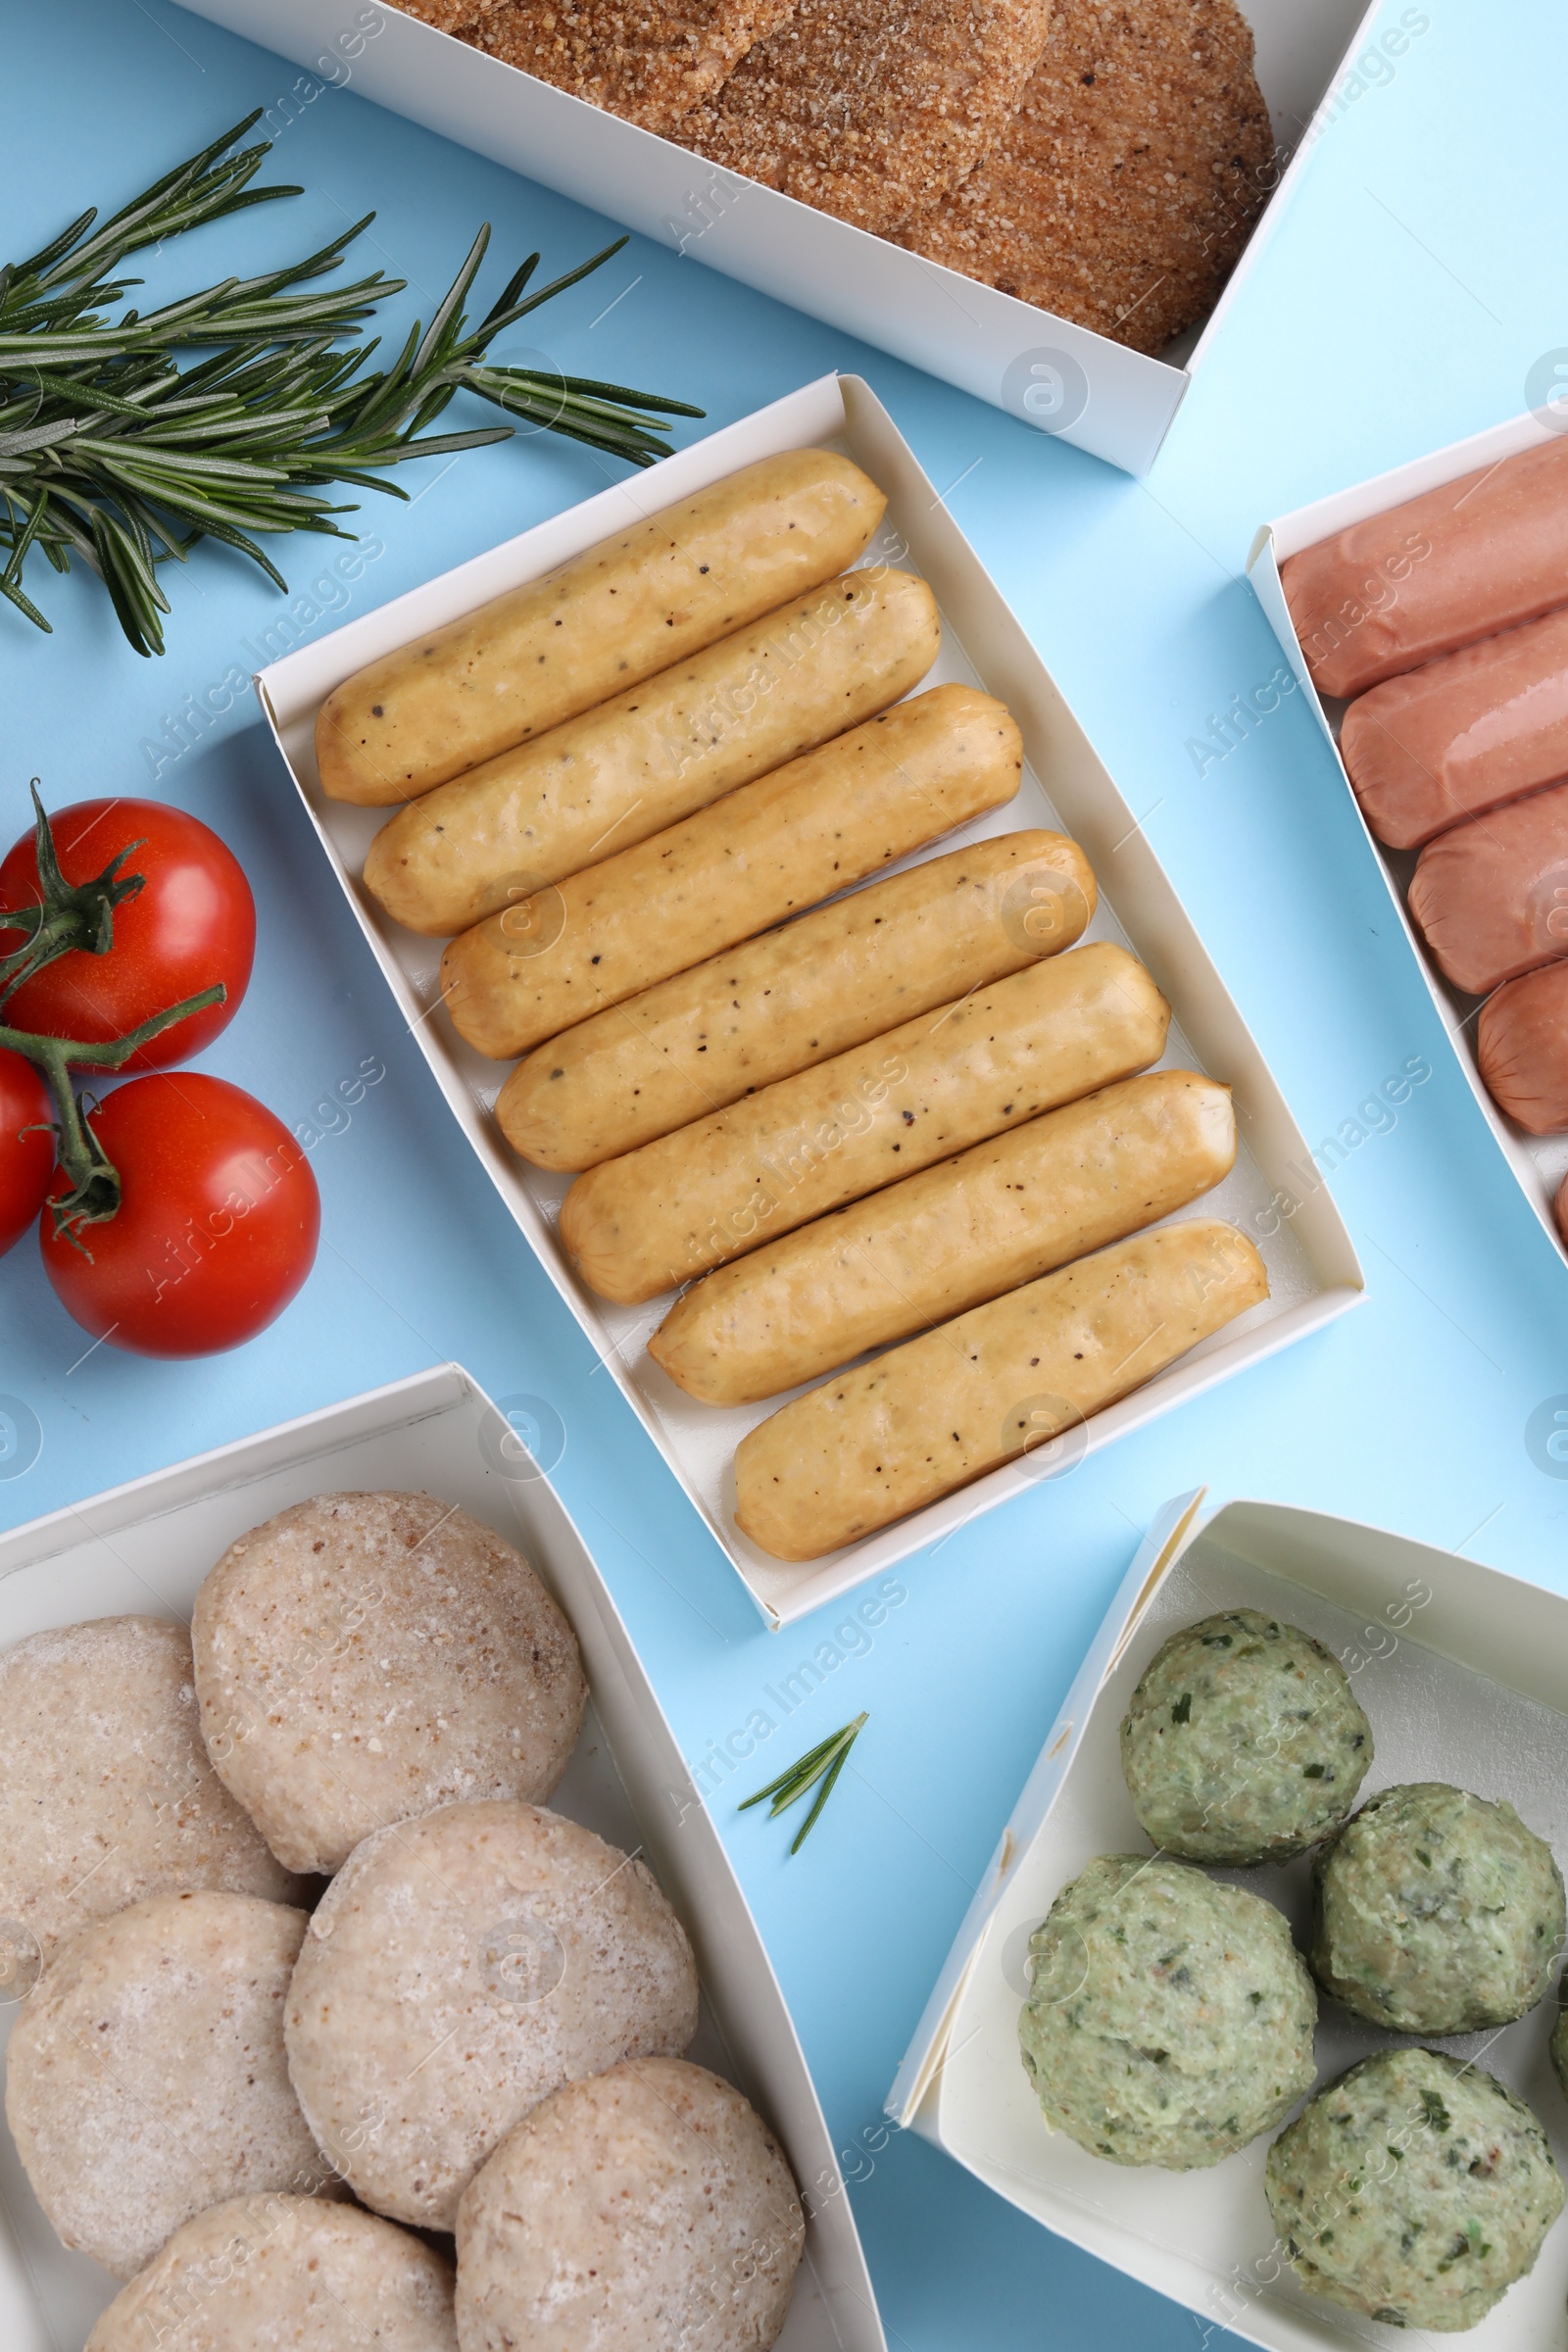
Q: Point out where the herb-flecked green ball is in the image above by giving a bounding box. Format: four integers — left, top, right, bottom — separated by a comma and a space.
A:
1017, 1853, 1317, 2170
1312, 1782, 1564, 2034
1119, 1608, 1372, 1865
1265, 2048, 1564, 2331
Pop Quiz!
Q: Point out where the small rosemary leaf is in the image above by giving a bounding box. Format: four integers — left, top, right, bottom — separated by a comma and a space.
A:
790, 1744, 853, 1854
0, 568, 51, 630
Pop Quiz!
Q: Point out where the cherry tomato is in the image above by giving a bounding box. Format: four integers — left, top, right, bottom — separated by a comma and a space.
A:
40, 1074, 319, 1357
0, 1047, 54, 1257
0, 799, 255, 1070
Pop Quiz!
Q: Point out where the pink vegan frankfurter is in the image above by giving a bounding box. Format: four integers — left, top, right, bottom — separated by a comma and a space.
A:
1342, 607, 1568, 850
1408, 779, 1568, 996
1477, 962, 1568, 1134
1282, 435, 1568, 699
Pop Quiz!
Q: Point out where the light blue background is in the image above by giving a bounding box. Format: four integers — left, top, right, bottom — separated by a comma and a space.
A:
3, 2, 1566, 2343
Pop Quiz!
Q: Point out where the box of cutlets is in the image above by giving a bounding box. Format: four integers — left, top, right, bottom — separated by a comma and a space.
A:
172, 0, 1389, 476
0, 1362, 887, 2351
892, 1487, 1568, 2349
247, 368, 1363, 1628
1249, 410, 1568, 1274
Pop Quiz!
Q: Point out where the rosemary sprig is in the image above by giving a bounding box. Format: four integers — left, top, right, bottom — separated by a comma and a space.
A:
0, 113, 704, 655
739, 1714, 867, 1855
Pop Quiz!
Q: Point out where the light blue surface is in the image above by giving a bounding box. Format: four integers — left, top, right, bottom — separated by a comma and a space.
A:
2, 2, 1566, 2343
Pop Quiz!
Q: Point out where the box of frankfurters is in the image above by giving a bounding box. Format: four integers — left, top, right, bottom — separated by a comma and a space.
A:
891, 1489, 1568, 2350
0, 1363, 886, 2352
253, 369, 1363, 1627
1249, 411, 1568, 1273
171, 0, 1390, 477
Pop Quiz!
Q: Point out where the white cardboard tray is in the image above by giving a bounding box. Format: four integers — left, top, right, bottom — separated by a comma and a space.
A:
0, 1363, 886, 2352
171, 0, 1383, 476
252, 370, 1364, 1625
1248, 409, 1568, 1272
890, 1492, 1568, 2351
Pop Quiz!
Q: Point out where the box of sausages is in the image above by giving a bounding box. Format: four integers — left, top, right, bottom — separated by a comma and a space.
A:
891, 1489, 1568, 2348
171, 0, 1388, 477
0, 1363, 887, 2352
1250, 410, 1568, 1272
254, 370, 1362, 1625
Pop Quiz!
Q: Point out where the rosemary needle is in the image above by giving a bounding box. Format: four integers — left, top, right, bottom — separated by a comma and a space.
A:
738, 1713, 867, 1855
0, 113, 704, 655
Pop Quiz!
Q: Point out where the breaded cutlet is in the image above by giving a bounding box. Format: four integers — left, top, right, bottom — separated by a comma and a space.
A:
902, 0, 1275, 353
390, 0, 496, 34
684, 0, 1056, 239
465, 0, 800, 134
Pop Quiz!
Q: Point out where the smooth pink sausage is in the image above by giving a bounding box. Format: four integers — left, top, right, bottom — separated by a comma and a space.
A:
1408, 779, 1568, 996
1477, 961, 1568, 1133
1282, 436, 1568, 699
1342, 607, 1568, 850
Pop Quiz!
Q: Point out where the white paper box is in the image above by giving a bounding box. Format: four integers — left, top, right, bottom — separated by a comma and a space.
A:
172, 0, 1382, 476
0, 1363, 886, 2352
253, 370, 1362, 1624
890, 1491, 1568, 2351
1248, 411, 1568, 1271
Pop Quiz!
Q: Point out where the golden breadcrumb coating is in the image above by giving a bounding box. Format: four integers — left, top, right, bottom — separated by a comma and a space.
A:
902, 0, 1275, 352
685, 0, 1056, 238
465, 0, 799, 132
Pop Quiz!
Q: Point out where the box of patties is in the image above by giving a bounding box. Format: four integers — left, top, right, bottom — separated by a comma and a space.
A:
171, 0, 1399, 475
0, 1363, 886, 2352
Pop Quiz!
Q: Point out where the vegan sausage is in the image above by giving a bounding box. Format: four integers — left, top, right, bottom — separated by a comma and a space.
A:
441, 683, 1023, 1059
650, 1070, 1236, 1404
316, 449, 888, 803
1408, 778, 1568, 996
558, 940, 1170, 1305
1342, 606, 1568, 850
1281, 434, 1568, 699
733, 1219, 1267, 1560
361, 566, 940, 933
497, 828, 1095, 1169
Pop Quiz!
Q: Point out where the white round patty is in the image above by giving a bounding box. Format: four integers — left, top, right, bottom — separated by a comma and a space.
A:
192, 1494, 587, 1875
86, 2193, 458, 2350
1313, 1782, 1566, 2034
456, 2058, 804, 2352
1018, 1853, 1318, 2169
1266, 2047, 1565, 2329
284, 1800, 700, 2229
0, 1615, 302, 1971
6, 1890, 336, 2278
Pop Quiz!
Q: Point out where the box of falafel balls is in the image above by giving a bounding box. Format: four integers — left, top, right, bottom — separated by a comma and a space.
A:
891, 1491, 1568, 2348
170, 0, 1388, 475
0, 1362, 885, 2352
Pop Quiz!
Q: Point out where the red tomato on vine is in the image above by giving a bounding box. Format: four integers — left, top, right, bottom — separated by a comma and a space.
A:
0, 799, 254, 1070
39, 1075, 319, 1357
0, 1046, 54, 1257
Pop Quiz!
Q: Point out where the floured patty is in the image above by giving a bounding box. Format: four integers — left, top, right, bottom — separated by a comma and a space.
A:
87, 2195, 457, 2351
686, 0, 1055, 239
191, 1493, 587, 1877
902, 0, 1275, 352
456, 2060, 803, 2349
466, 0, 799, 132
284, 1800, 699, 2230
